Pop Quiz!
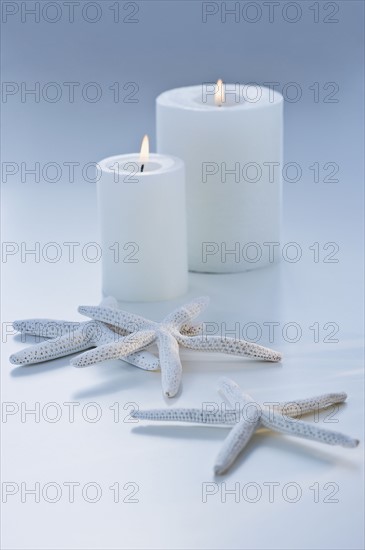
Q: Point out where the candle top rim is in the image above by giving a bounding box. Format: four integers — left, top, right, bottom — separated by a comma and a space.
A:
157, 84, 283, 111
98, 153, 184, 175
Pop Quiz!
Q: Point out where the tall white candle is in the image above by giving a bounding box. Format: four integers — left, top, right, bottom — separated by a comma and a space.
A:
156, 83, 283, 273
98, 141, 188, 301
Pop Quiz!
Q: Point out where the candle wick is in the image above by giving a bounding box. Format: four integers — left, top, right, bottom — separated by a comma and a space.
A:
140, 164, 144, 173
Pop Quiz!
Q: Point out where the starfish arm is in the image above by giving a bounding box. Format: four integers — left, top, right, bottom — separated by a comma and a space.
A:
177, 335, 281, 362
99, 296, 119, 308
11, 298, 119, 339
94, 325, 160, 371
156, 330, 183, 398
132, 408, 235, 424
217, 377, 250, 407
98, 298, 129, 338
162, 296, 210, 329
214, 417, 261, 475
10, 316, 159, 370
70, 330, 156, 368
270, 392, 348, 418
261, 412, 359, 448
78, 305, 150, 333
13, 319, 81, 338
180, 323, 203, 337
9, 327, 92, 365
122, 350, 160, 371
104, 323, 130, 336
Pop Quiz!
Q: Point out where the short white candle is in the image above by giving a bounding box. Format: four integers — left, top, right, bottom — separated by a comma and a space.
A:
98, 137, 188, 301
156, 82, 283, 273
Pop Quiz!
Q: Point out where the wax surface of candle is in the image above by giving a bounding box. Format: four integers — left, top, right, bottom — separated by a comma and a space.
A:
98, 153, 188, 301
157, 84, 283, 273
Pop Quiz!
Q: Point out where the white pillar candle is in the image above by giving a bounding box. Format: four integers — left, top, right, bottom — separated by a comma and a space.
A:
156, 83, 283, 273
98, 141, 188, 301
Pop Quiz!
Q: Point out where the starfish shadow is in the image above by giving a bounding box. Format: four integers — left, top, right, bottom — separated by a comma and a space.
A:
181, 355, 283, 374
72, 377, 139, 399
221, 430, 359, 478
71, 361, 160, 400
13, 334, 44, 344
132, 424, 227, 442
10, 354, 71, 377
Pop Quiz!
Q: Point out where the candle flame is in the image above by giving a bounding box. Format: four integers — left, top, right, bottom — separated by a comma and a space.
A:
214, 79, 225, 107
139, 134, 149, 164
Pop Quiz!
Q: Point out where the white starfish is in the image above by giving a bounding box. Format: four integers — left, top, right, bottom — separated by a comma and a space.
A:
71, 297, 282, 397
10, 297, 199, 372
132, 377, 359, 474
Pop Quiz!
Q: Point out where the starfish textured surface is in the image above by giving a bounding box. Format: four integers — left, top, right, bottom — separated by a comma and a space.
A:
71, 297, 282, 397
9, 296, 203, 373
9, 297, 199, 371
132, 377, 359, 474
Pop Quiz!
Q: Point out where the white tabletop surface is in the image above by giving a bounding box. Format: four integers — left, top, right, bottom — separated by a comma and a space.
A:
1, 180, 364, 550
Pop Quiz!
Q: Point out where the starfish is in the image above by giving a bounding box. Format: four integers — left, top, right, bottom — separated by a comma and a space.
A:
10, 297, 199, 372
131, 377, 359, 474
70, 297, 282, 397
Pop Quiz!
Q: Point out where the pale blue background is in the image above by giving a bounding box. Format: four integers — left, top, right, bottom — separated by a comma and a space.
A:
2, 0, 364, 264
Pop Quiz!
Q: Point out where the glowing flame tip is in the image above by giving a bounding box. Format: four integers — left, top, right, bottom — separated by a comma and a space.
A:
139, 134, 149, 165
214, 79, 225, 107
